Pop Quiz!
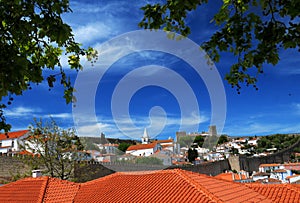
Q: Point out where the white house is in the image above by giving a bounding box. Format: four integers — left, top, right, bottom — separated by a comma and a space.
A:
252, 172, 270, 182
270, 169, 292, 183
286, 174, 300, 183
126, 142, 162, 157
248, 138, 258, 146
0, 130, 29, 154
259, 163, 281, 172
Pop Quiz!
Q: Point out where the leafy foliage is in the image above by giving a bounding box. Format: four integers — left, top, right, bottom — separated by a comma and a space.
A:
0, 0, 98, 131
187, 148, 198, 162
256, 134, 300, 152
118, 142, 131, 152
19, 119, 86, 180
139, 0, 300, 93
218, 135, 229, 144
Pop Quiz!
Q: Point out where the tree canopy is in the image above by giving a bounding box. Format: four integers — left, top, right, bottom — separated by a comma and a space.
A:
0, 0, 97, 131
139, 0, 300, 93
19, 119, 87, 180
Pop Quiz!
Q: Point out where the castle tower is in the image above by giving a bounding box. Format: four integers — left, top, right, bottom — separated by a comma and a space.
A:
209, 125, 217, 136
141, 128, 150, 144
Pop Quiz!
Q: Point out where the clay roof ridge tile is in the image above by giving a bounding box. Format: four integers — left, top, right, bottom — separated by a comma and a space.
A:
174, 169, 222, 203
39, 176, 49, 203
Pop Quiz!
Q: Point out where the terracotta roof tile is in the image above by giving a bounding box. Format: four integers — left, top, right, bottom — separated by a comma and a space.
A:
246, 183, 300, 203
273, 169, 287, 173
75, 169, 271, 203
2, 169, 299, 202
126, 143, 157, 151
215, 172, 247, 181
0, 130, 29, 141
43, 178, 79, 202
0, 176, 48, 203
259, 163, 281, 167
286, 174, 300, 179
156, 139, 173, 143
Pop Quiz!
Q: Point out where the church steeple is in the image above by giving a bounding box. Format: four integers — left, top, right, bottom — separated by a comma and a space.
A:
141, 128, 150, 144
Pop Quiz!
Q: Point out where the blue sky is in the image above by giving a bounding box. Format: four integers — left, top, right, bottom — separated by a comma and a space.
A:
4, 0, 300, 140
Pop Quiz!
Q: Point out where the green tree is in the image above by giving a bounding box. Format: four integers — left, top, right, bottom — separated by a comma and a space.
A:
118, 142, 131, 152
187, 148, 198, 162
139, 1, 300, 92
194, 135, 205, 147
218, 135, 229, 144
0, 0, 98, 131
19, 119, 86, 180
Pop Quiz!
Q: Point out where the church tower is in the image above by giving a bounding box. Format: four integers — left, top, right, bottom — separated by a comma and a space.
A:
141, 128, 150, 144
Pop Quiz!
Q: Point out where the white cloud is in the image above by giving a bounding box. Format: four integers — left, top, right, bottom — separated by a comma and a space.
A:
73, 22, 115, 44
5, 106, 41, 117
48, 113, 72, 119
74, 111, 208, 139
224, 121, 300, 136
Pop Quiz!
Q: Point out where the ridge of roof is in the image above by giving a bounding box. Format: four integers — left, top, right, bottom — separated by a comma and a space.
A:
173, 169, 221, 202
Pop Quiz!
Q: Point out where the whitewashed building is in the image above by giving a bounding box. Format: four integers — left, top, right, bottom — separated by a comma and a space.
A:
126, 142, 162, 157
0, 130, 29, 154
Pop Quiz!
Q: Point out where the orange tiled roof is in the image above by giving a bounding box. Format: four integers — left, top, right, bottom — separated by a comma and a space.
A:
0, 130, 29, 141
126, 143, 157, 151
75, 169, 271, 203
156, 139, 173, 143
273, 169, 287, 173
259, 163, 281, 167
215, 172, 247, 181
43, 177, 80, 202
18, 150, 35, 156
0, 176, 48, 202
286, 174, 300, 180
246, 183, 300, 203
4, 169, 300, 202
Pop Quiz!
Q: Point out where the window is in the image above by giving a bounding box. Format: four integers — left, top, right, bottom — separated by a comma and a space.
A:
0, 141, 1, 147
11, 140, 14, 148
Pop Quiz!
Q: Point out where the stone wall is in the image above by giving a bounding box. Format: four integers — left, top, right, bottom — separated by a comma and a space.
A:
74, 162, 167, 182
0, 154, 31, 183
234, 138, 300, 172
168, 160, 231, 176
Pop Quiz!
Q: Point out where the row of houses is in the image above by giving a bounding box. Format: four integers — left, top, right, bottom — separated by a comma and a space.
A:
215, 163, 300, 184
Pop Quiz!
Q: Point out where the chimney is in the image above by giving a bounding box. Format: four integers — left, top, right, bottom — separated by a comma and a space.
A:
32, 170, 42, 178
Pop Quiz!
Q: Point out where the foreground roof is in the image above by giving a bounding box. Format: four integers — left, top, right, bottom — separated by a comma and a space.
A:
1, 169, 300, 202
245, 183, 300, 203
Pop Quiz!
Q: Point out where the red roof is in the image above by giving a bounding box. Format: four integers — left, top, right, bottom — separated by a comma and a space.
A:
215, 172, 247, 181
126, 143, 158, 151
0, 130, 29, 141
156, 139, 173, 143
0, 176, 79, 203
259, 163, 280, 167
246, 183, 300, 202
18, 150, 35, 156
2, 169, 300, 202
